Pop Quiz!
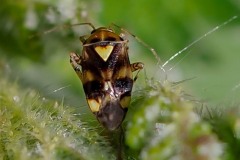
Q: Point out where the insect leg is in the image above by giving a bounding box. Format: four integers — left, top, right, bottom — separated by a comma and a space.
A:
131, 62, 144, 82
69, 52, 83, 81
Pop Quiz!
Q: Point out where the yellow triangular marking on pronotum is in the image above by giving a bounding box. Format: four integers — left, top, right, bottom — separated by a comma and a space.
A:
95, 46, 113, 61
87, 99, 100, 112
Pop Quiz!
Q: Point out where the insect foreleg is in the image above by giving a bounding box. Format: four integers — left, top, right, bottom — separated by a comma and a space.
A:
70, 52, 83, 81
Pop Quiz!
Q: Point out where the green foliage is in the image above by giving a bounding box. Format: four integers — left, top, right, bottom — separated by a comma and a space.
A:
2, 73, 240, 159
1, 0, 240, 106
1, 0, 240, 159
126, 81, 222, 159
0, 76, 114, 160
203, 108, 240, 160
0, 0, 91, 61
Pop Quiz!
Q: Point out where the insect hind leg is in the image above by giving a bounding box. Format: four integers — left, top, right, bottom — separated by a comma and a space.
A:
111, 23, 162, 65
131, 62, 144, 82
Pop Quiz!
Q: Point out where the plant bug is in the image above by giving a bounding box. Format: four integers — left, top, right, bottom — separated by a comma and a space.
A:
69, 23, 144, 130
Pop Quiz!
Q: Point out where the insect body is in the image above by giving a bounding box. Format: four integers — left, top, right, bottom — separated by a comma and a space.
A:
70, 25, 143, 130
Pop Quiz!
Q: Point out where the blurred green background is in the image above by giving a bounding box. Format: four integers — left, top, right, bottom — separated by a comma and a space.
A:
0, 0, 240, 116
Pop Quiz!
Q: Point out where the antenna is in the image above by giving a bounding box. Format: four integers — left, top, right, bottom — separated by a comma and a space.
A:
29, 22, 96, 39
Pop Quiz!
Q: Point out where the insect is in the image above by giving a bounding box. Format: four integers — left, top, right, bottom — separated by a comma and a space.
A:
69, 23, 144, 130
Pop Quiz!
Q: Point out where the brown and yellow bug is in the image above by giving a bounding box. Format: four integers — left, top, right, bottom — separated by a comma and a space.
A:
70, 23, 144, 130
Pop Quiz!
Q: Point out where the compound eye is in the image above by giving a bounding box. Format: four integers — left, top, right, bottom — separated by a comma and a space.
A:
105, 37, 116, 41
90, 38, 100, 43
